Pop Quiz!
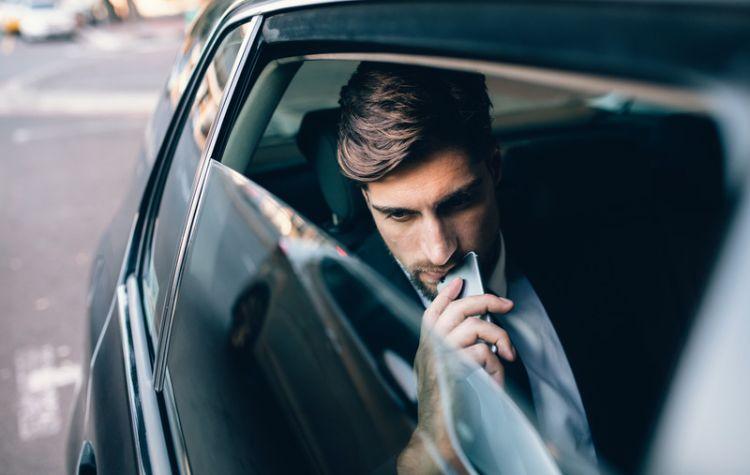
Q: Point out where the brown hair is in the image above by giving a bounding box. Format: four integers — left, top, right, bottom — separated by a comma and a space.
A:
337, 62, 496, 183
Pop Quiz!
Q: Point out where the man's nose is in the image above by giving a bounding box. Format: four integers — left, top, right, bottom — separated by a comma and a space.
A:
420, 216, 457, 266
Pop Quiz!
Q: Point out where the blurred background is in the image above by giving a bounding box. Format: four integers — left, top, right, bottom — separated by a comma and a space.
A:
0, 0, 197, 471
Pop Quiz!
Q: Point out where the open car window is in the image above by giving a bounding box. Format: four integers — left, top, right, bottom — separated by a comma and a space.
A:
204, 54, 731, 474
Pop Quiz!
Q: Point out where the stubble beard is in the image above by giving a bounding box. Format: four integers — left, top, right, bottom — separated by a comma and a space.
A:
399, 234, 502, 302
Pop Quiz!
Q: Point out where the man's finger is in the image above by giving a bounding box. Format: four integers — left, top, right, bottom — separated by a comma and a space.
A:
423, 277, 463, 327
462, 343, 504, 386
434, 294, 513, 334
445, 318, 516, 361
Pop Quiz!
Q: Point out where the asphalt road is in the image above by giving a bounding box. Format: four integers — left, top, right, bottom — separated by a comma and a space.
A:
0, 19, 184, 474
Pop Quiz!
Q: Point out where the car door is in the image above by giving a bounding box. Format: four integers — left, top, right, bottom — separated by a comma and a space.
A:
160, 155, 429, 473
71, 11, 263, 475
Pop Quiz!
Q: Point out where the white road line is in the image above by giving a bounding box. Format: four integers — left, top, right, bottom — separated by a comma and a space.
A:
74, 27, 182, 54
0, 58, 73, 93
0, 90, 159, 116
12, 118, 145, 143
14, 345, 81, 441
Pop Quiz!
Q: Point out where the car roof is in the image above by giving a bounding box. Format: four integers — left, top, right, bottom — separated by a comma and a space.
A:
193, 0, 749, 90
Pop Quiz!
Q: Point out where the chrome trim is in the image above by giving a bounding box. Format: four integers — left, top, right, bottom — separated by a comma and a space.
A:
82, 294, 116, 432
153, 15, 262, 390
301, 52, 711, 110
117, 282, 168, 475
163, 370, 192, 475
223, 0, 357, 30
126, 276, 171, 474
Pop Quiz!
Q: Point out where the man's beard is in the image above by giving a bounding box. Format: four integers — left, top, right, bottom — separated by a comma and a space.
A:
400, 235, 502, 302
406, 270, 441, 301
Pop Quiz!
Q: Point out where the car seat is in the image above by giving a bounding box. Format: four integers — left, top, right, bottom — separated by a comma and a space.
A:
296, 108, 373, 250
498, 112, 726, 472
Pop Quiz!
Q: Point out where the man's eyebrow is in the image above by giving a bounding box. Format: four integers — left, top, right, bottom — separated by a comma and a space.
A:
370, 178, 484, 215
435, 178, 483, 208
370, 204, 416, 215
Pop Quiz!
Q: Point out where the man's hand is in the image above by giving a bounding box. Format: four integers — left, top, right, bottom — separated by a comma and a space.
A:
397, 278, 515, 474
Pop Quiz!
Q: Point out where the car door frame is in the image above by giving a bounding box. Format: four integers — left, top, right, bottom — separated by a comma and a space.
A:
110, 8, 268, 475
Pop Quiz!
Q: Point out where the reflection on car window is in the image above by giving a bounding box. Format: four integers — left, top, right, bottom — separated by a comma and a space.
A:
318, 255, 572, 474
166, 0, 236, 106
319, 257, 421, 409
141, 24, 251, 335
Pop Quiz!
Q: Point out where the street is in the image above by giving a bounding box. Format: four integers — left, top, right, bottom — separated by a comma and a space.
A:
0, 18, 183, 473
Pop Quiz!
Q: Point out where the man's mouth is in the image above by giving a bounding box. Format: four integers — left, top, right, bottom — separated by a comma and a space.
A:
418, 266, 454, 283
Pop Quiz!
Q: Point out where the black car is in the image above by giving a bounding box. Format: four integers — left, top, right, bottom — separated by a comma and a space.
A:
66, 1, 750, 474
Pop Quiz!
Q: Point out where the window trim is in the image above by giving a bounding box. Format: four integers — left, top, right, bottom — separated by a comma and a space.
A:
152, 15, 263, 391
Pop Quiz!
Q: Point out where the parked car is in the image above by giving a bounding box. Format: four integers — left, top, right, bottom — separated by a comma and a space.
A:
17, 0, 76, 40
0, 0, 24, 34
60, 0, 102, 26
65, 1, 750, 474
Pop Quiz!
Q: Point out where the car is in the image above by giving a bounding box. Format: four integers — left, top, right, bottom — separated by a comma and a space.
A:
17, 0, 76, 40
0, 0, 24, 34
65, 1, 750, 474
60, 0, 102, 26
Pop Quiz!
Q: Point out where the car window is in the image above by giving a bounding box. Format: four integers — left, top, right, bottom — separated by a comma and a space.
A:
178, 53, 730, 474
165, 0, 236, 106
169, 57, 582, 473
140, 23, 252, 337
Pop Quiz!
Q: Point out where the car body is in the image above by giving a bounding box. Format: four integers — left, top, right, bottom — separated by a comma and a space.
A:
65, 1, 750, 474
17, 0, 76, 40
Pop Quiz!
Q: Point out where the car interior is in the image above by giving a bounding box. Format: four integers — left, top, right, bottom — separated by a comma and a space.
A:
219, 58, 731, 473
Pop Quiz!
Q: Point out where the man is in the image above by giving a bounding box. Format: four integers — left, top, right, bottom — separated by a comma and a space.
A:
336, 62, 596, 473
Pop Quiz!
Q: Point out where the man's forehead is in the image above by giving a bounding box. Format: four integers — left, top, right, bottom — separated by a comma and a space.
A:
366, 150, 483, 209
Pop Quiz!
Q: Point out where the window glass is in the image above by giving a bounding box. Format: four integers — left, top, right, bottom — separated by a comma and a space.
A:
187, 56, 730, 474
166, 0, 237, 106
141, 24, 251, 335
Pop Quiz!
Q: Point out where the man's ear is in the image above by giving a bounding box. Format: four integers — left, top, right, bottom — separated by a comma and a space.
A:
487, 146, 502, 186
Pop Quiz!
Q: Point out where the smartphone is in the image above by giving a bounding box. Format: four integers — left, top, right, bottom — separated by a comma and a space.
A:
437, 251, 497, 353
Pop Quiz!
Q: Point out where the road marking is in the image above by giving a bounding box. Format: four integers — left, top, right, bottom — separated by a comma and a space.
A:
1, 35, 15, 55
34, 298, 51, 312
15, 345, 81, 441
0, 58, 71, 93
1, 89, 159, 117
75, 252, 90, 267
12, 117, 146, 143
75, 27, 182, 54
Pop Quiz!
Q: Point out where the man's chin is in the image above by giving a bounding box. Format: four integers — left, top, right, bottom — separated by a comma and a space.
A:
411, 274, 439, 301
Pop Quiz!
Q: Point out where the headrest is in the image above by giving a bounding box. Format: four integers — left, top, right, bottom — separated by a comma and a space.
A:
498, 113, 723, 227
297, 108, 367, 227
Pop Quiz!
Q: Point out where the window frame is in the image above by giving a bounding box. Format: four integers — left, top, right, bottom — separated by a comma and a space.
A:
145, 15, 263, 389
130, 9, 263, 358
146, 0, 731, 393
137, 12, 264, 475
139, 2, 750, 473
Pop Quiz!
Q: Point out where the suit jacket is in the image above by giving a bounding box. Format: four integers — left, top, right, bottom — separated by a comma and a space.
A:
355, 231, 599, 469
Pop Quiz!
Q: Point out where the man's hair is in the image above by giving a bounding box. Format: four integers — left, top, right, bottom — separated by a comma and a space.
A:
337, 62, 496, 183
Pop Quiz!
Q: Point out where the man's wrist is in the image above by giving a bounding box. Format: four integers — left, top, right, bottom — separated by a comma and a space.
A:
397, 430, 436, 474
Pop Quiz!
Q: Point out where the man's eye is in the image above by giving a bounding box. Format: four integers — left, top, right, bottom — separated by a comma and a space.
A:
442, 194, 475, 213
388, 211, 412, 222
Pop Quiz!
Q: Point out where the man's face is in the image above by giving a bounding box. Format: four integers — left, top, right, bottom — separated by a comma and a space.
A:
364, 148, 501, 299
